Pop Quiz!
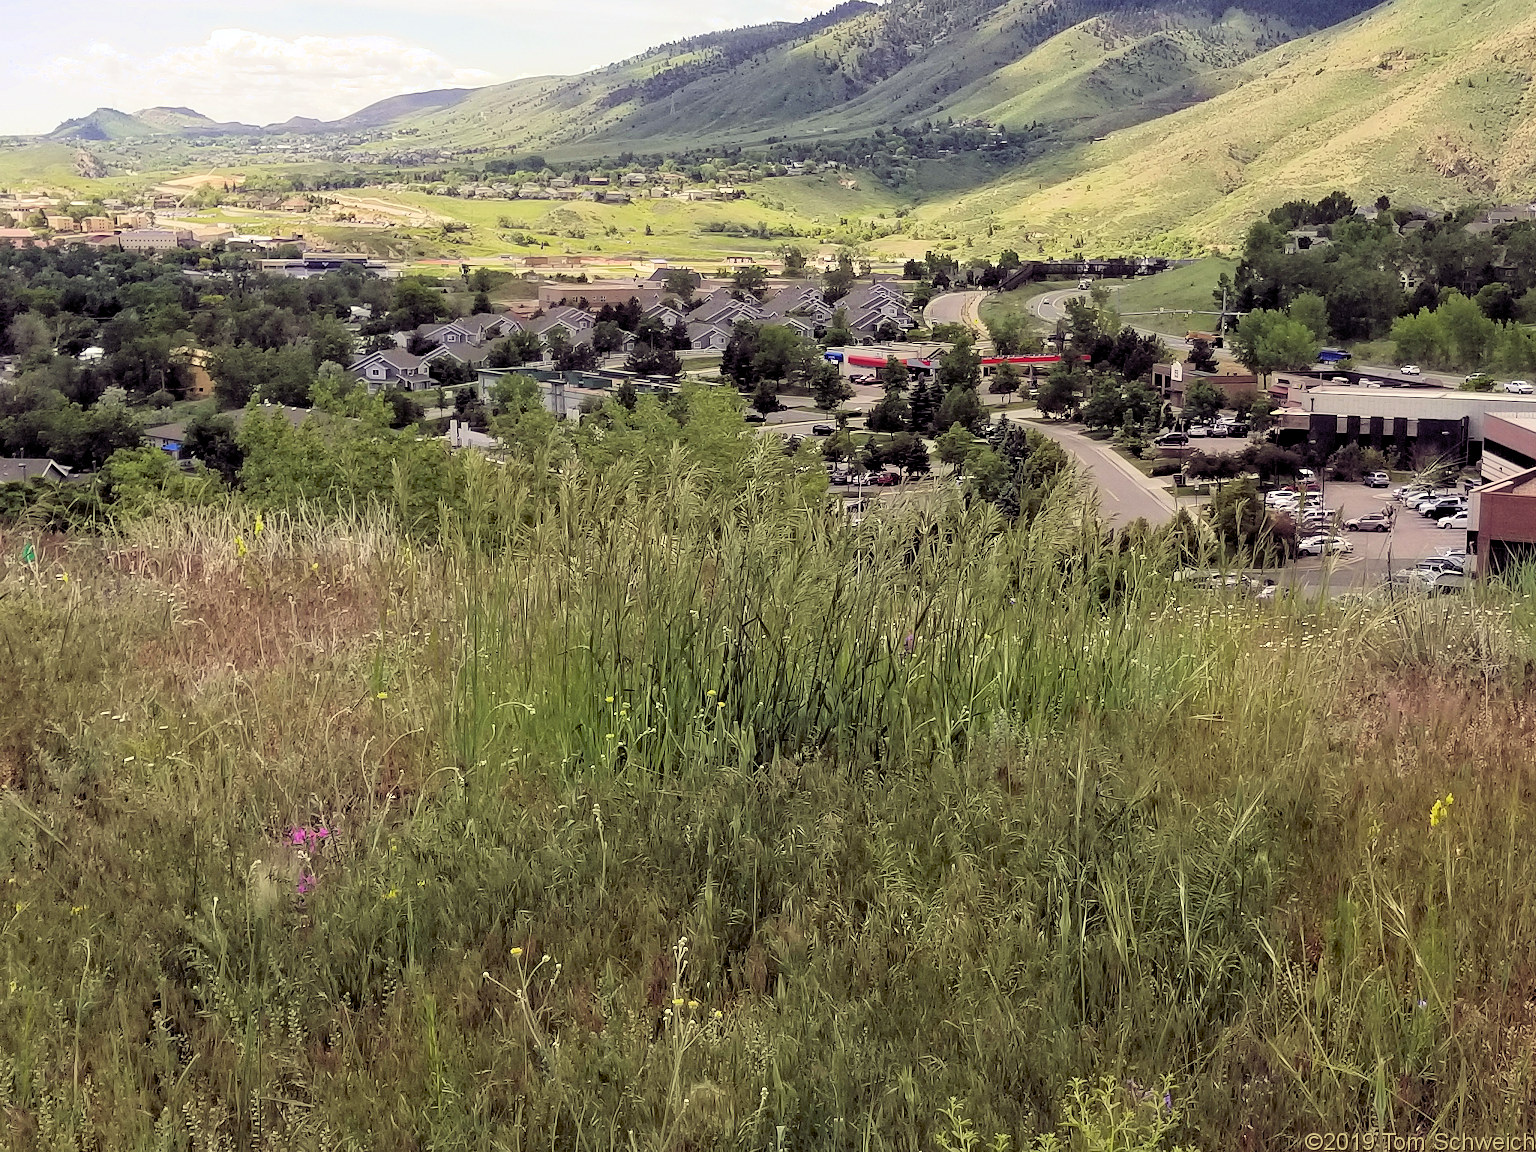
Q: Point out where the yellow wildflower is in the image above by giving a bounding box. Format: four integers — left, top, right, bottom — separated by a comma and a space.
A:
254, 513, 264, 536
511, 946, 524, 957
234, 535, 247, 559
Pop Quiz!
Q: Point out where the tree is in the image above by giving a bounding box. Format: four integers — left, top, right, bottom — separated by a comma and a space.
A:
1187, 338, 1219, 373
731, 265, 769, 299
935, 423, 976, 474
988, 361, 1021, 399
1288, 293, 1330, 343
822, 308, 853, 348
308, 314, 355, 369
7, 311, 52, 358
868, 357, 911, 432
625, 342, 682, 378
750, 379, 781, 413
936, 335, 982, 392
887, 431, 930, 477
810, 360, 853, 411
908, 377, 937, 435
591, 320, 626, 355
934, 385, 984, 434
663, 268, 698, 306
1035, 368, 1082, 419
1249, 394, 1279, 433
1232, 310, 1318, 380
775, 245, 809, 277
823, 253, 856, 304
1208, 478, 1289, 565
986, 313, 1027, 356
487, 328, 543, 368
181, 413, 244, 484
1181, 379, 1225, 425
428, 356, 476, 387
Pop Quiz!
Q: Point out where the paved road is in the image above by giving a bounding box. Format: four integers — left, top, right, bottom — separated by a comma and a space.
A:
925, 291, 988, 332
1023, 420, 1177, 527
1031, 288, 1195, 352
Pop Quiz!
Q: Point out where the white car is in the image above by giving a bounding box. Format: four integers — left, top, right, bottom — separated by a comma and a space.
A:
1439, 511, 1470, 529
1401, 365, 1421, 376
1297, 535, 1353, 557
1505, 380, 1534, 394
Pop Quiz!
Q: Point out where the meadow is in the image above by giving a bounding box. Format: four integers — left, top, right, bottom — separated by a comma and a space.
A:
5, 409, 1536, 1149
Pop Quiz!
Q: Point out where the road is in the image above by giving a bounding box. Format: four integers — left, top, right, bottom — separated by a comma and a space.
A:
924, 291, 988, 332
1031, 288, 1195, 352
1024, 420, 1176, 527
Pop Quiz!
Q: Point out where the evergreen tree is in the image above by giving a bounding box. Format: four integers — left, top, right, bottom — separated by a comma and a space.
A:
908, 377, 936, 435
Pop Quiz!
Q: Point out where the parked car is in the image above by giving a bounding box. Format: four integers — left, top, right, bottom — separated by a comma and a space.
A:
1401, 365, 1421, 375
872, 471, 901, 486
1187, 425, 1214, 438
1297, 535, 1353, 556
1439, 511, 1470, 529
1419, 497, 1465, 518
1266, 487, 1299, 505
1297, 468, 1317, 482
744, 411, 767, 424
1359, 378, 1381, 388
1505, 380, 1534, 394
1364, 471, 1391, 488
1154, 432, 1189, 447
811, 423, 836, 435
1345, 513, 1393, 532
1225, 421, 1250, 436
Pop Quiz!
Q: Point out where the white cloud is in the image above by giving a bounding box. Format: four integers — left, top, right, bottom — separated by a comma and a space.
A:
39, 29, 497, 125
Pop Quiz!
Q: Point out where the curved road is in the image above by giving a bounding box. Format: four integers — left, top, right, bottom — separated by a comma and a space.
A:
924, 290, 988, 333
1031, 288, 1194, 352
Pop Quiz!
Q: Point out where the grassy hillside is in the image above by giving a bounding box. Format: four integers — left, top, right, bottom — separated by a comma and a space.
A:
392, 0, 1369, 158
916, 0, 1536, 251
6, 408, 1536, 1145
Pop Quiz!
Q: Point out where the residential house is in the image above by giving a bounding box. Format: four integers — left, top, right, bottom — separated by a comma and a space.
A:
146, 404, 317, 456
423, 342, 492, 371
0, 457, 71, 483
349, 347, 433, 391
532, 306, 596, 343
685, 322, 733, 352
622, 172, 649, 186
643, 303, 686, 330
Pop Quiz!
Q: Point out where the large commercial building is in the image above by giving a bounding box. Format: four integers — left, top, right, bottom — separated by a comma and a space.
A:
1276, 383, 1536, 469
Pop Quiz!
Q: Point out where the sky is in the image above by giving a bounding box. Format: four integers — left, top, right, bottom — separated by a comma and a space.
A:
0, 0, 844, 135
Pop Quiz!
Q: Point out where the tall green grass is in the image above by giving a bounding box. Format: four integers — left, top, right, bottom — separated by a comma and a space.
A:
4, 459, 1536, 1149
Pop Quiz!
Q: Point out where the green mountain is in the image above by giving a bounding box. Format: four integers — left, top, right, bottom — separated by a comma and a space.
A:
914, 0, 1536, 251
48, 108, 163, 142
390, 0, 1375, 157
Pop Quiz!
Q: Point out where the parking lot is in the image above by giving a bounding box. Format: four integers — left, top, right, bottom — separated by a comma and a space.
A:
1278, 481, 1469, 589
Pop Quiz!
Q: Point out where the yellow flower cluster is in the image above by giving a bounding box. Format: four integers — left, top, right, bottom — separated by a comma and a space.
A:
1430, 792, 1454, 828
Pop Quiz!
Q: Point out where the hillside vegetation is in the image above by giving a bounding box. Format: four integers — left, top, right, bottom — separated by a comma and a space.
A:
918, 0, 1536, 250
6, 383, 1536, 1145
392, 0, 1370, 157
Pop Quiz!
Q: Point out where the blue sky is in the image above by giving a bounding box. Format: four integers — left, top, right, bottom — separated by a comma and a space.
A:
1, 0, 841, 134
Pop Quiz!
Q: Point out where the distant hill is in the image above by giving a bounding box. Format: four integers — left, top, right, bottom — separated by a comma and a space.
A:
48, 108, 162, 142
327, 88, 477, 130
389, 0, 1378, 156
916, 0, 1536, 250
